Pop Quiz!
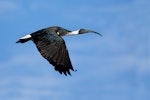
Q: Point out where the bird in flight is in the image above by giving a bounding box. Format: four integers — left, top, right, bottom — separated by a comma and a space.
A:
16, 26, 102, 76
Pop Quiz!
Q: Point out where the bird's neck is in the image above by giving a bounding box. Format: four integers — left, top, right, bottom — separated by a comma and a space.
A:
66, 30, 80, 36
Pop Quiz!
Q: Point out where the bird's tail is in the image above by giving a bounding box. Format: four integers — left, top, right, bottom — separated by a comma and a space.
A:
16, 34, 32, 43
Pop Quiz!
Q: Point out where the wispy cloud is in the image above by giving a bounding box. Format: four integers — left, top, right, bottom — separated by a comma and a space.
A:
0, 1, 19, 15
0, 0, 150, 100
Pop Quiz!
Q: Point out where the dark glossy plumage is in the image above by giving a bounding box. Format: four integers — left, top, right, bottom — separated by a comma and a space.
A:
16, 26, 101, 76
31, 27, 74, 75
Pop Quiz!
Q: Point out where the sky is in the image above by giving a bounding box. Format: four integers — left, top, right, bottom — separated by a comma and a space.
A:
0, 0, 150, 100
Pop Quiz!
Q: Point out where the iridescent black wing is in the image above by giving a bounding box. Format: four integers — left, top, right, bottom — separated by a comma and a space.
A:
31, 29, 74, 75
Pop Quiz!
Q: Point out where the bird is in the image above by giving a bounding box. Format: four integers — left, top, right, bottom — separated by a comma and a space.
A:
16, 26, 102, 76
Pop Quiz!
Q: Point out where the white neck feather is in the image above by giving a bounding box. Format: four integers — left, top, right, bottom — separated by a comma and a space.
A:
67, 30, 80, 36
20, 34, 32, 39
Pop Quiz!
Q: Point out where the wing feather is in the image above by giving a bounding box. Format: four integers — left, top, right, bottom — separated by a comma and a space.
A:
31, 30, 74, 75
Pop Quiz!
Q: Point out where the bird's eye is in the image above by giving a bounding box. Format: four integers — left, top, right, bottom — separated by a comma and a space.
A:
57, 31, 60, 35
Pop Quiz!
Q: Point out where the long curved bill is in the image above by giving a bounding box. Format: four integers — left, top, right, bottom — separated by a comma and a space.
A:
80, 29, 102, 37
87, 30, 102, 37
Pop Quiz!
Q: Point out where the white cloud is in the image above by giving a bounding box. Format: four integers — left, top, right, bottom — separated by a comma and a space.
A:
0, 0, 150, 100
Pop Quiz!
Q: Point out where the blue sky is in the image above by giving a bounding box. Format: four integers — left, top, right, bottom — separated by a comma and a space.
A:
0, 0, 149, 100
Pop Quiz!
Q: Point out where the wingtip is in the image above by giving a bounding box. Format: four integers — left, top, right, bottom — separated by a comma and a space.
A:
63, 70, 72, 76
56, 67, 72, 76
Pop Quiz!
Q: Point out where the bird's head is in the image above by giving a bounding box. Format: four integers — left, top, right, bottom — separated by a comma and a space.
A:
54, 26, 102, 37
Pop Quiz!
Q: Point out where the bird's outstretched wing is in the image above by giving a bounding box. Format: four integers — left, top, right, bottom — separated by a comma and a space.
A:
31, 29, 74, 75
